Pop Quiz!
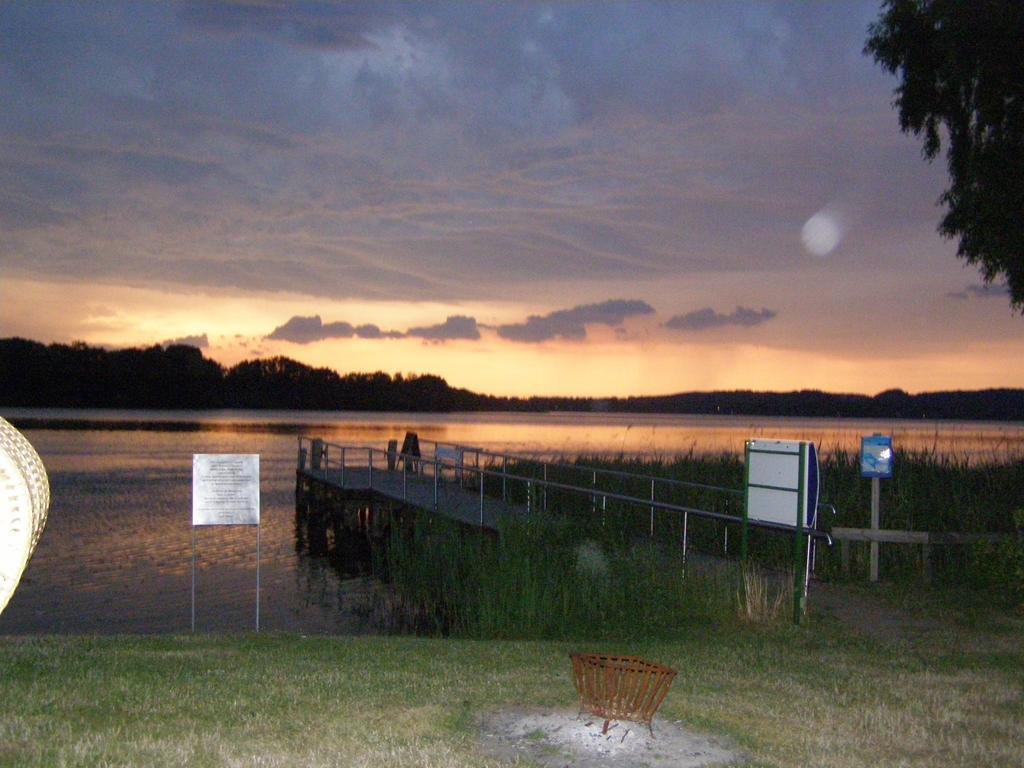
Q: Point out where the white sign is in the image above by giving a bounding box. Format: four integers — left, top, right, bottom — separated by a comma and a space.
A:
192, 454, 260, 526
745, 440, 818, 528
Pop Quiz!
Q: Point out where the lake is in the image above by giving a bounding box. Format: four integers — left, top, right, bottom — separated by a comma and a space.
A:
1, 409, 1022, 635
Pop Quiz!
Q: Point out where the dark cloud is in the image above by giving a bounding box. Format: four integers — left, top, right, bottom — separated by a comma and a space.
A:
0, 196, 67, 229
946, 284, 1010, 301
406, 315, 481, 342
116, 151, 220, 186
665, 306, 777, 332
266, 304, 657, 346
266, 315, 355, 344
266, 316, 412, 343
162, 334, 209, 349
39, 144, 220, 187
178, 1, 384, 51
355, 324, 404, 340
498, 300, 655, 343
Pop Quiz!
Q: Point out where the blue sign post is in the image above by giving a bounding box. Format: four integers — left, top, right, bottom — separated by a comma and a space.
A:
860, 435, 893, 581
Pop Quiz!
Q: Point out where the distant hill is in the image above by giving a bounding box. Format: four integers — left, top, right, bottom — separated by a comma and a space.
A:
1, 337, 1022, 419
610, 388, 1024, 420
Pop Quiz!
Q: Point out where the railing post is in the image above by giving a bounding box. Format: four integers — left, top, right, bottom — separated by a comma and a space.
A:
479, 469, 484, 527
502, 455, 507, 501
527, 481, 532, 515
309, 436, 321, 473
592, 470, 597, 515
403, 457, 408, 501
543, 463, 548, 513
650, 478, 655, 538
433, 461, 438, 511
682, 511, 689, 567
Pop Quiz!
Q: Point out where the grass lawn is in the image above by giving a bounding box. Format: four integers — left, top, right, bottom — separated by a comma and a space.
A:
1, 588, 1021, 768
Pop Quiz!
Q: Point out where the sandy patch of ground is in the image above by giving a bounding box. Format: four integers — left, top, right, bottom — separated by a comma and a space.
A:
478, 708, 743, 767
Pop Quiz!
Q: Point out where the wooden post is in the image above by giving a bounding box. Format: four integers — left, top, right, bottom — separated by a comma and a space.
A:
870, 476, 880, 582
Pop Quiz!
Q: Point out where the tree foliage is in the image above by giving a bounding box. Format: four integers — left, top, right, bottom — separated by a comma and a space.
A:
2, 337, 1023, 418
865, 0, 1024, 310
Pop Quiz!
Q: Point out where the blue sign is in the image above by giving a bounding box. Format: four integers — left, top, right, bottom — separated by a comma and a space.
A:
806, 442, 819, 527
860, 435, 893, 479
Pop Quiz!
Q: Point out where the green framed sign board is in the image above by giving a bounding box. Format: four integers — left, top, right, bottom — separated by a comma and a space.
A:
743, 440, 820, 624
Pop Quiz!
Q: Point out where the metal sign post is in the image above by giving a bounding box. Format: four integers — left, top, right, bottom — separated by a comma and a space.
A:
191, 454, 261, 632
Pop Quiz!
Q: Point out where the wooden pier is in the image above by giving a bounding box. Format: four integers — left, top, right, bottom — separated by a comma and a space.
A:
294, 433, 748, 544
296, 464, 529, 534
295, 434, 841, 626
295, 435, 536, 544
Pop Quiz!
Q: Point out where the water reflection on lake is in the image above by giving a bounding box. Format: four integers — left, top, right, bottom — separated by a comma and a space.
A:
7, 407, 1024, 460
0, 410, 1021, 635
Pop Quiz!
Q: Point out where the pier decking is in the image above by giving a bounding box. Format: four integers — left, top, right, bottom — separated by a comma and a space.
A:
297, 464, 527, 531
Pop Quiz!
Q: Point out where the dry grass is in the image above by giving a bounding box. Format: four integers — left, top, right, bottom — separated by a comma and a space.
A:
736, 565, 792, 625
0, 595, 1021, 768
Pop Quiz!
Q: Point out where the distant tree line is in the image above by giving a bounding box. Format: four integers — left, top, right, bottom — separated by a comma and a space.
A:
1, 337, 1022, 420
610, 388, 1024, 421
0, 338, 488, 411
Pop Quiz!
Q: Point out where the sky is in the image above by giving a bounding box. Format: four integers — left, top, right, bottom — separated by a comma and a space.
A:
1, 1, 1021, 398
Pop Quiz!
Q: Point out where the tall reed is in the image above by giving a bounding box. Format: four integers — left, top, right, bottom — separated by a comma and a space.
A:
384, 512, 735, 640
383, 451, 1023, 637
494, 451, 1023, 593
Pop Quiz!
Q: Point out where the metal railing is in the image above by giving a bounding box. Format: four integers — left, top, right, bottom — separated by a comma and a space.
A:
297, 436, 832, 555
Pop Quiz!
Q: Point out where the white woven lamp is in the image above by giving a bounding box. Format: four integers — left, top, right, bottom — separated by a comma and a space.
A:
0, 416, 50, 616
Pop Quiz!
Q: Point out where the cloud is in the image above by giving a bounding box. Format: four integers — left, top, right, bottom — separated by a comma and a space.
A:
265, 303, 657, 347
162, 333, 209, 349
0, 0, 963, 341
0, 196, 67, 229
946, 284, 1010, 301
406, 315, 481, 341
266, 314, 477, 344
178, 1, 385, 50
665, 306, 777, 332
498, 299, 654, 343
354, 324, 404, 340
266, 315, 355, 344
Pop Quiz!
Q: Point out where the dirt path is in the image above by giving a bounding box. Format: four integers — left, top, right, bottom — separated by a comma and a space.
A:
809, 580, 947, 642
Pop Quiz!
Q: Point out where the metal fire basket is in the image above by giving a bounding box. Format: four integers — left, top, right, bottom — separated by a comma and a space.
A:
569, 652, 677, 735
